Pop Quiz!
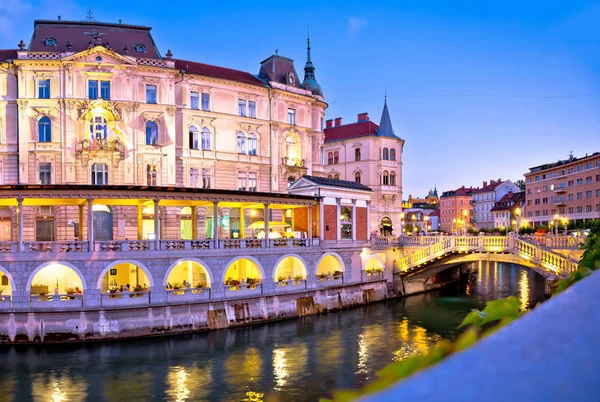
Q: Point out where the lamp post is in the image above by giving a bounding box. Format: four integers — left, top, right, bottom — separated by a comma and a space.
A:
514, 207, 521, 235
400, 212, 405, 236
411, 214, 416, 235
424, 215, 429, 236
553, 214, 559, 235
462, 210, 468, 235
562, 217, 568, 235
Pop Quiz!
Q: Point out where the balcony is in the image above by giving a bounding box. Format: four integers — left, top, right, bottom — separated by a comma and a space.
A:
553, 199, 567, 206
282, 157, 306, 168
553, 187, 567, 193
79, 138, 125, 166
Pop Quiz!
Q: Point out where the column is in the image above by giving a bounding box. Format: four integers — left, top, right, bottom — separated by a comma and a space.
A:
212, 201, 219, 248
264, 203, 270, 247
319, 199, 324, 241
191, 206, 197, 239
351, 199, 357, 241
153, 199, 160, 250
78, 204, 84, 241
87, 198, 94, 252
137, 204, 143, 240
336, 198, 341, 241
366, 200, 371, 240
239, 207, 245, 239
17, 197, 23, 252
308, 204, 313, 243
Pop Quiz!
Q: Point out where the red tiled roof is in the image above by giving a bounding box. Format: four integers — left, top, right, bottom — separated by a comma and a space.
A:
428, 209, 441, 217
472, 181, 503, 194
0, 49, 17, 61
175, 59, 264, 87
490, 191, 525, 212
324, 121, 380, 142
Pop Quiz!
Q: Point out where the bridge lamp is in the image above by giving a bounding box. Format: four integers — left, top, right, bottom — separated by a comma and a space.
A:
424, 215, 429, 236
400, 213, 405, 236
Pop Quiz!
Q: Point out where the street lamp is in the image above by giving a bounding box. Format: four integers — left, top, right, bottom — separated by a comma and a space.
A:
553, 214, 559, 235
411, 214, 417, 235
462, 210, 468, 235
400, 212, 405, 236
514, 207, 521, 235
424, 215, 429, 236
562, 217, 568, 235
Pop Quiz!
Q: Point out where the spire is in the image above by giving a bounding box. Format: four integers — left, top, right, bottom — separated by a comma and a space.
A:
301, 30, 323, 97
377, 96, 395, 137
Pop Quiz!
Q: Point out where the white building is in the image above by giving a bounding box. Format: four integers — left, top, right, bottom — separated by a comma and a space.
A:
472, 179, 521, 230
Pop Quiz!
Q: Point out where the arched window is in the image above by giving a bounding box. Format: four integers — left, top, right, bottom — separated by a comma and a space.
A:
189, 127, 199, 150
327, 152, 333, 165
201, 128, 211, 150
248, 133, 257, 155
355, 148, 361, 161
237, 132, 246, 154
334, 174, 340, 179
390, 171, 396, 186
92, 163, 108, 185
327, 175, 333, 179
382, 170, 389, 185
146, 121, 158, 145
355, 171, 361, 184
38, 117, 51, 142
390, 148, 396, 161
89, 116, 108, 143
382, 148, 389, 160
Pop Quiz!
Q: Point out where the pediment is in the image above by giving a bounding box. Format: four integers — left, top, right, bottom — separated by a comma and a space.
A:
62, 46, 137, 66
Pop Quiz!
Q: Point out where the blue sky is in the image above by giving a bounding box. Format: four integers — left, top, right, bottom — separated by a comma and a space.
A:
1, 0, 598, 197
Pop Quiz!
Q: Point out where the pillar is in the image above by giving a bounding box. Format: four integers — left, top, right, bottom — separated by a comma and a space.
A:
191, 206, 197, 239
319, 199, 324, 241
78, 204, 84, 241
212, 201, 219, 248
17, 197, 23, 252
87, 198, 94, 251
351, 199, 357, 241
137, 204, 143, 240
366, 200, 371, 240
336, 198, 341, 241
153, 199, 160, 250
264, 203, 270, 247
308, 204, 313, 243
239, 207, 245, 239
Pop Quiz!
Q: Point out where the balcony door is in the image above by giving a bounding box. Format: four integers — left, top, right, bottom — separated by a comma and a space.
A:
93, 205, 113, 241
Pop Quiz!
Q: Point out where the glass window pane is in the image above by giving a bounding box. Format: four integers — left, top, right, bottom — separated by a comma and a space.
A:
38, 79, 50, 99
88, 81, 98, 99
238, 100, 246, 116
146, 121, 158, 145
146, 85, 157, 104
100, 81, 111, 100
201, 128, 211, 150
201, 93, 210, 111
190, 92, 199, 110
190, 168, 200, 188
248, 101, 256, 118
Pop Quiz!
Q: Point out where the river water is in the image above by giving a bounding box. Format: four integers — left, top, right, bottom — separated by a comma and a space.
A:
0, 262, 546, 402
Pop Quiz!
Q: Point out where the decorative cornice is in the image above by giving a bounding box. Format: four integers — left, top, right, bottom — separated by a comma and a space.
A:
142, 111, 163, 122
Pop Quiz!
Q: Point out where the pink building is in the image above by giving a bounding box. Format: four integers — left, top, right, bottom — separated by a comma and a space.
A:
322, 100, 404, 236
439, 187, 475, 233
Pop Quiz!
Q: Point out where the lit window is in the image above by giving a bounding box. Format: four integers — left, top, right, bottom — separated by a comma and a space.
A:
38, 117, 51, 142
238, 100, 246, 117
38, 79, 50, 99
248, 101, 256, 118
202, 169, 211, 189
248, 134, 257, 155
201, 128, 211, 150
146, 121, 158, 145
328, 152, 333, 165
189, 127, 199, 150
89, 116, 107, 144
190, 92, 199, 110
237, 132, 246, 154
88, 80, 110, 100
288, 109, 296, 125
201, 93, 210, 111
39, 163, 51, 184
248, 172, 257, 191
146, 85, 157, 104
147, 165, 157, 186
91, 163, 108, 185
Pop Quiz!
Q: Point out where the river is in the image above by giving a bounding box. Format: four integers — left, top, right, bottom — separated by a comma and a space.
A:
0, 262, 547, 402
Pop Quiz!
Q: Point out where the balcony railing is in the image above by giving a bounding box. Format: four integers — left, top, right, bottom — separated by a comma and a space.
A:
30, 293, 83, 309
166, 287, 211, 303
100, 291, 151, 307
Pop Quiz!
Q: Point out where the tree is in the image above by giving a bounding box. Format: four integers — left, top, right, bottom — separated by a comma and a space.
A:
514, 179, 525, 191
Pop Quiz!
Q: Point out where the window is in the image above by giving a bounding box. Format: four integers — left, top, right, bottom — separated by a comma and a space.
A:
586, 162, 592, 169
568, 207, 574, 214
189, 127, 199, 150
534, 199, 540, 205
334, 174, 340, 179
190, 168, 200, 188
38, 79, 50, 99
542, 210, 548, 216
88, 80, 110, 100
568, 194, 574, 201
238, 100, 246, 117
238, 172, 247, 191
390, 148, 396, 161
146, 85, 157, 104
577, 165, 583, 172
355, 172, 361, 184
355, 148, 361, 161
248, 101, 256, 118
597, 174, 600, 182
334, 151, 339, 164
390, 171, 396, 186
586, 191, 592, 198
535, 175, 539, 181
577, 178, 583, 185
38, 117, 51, 142
568, 180, 574, 187
147, 165, 157, 186
576, 206, 583, 213
39, 163, 51, 184
248, 172, 257, 192
89, 116, 107, 143
586, 176, 592, 184
328, 152, 333, 165
535, 211, 540, 217
100, 81, 110, 100
88, 81, 98, 99
237, 132, 246, 154
542, 197, 548, 204
596, 204, 600, 212
248, 134, 257, 155
288, 176, 296, 187
382, 148, 389, 160
577, 192, 583, 200
202, 93, 210, 111
597, 189, 600, 197
382, 171, 389, 185
201, 128, 211, 150
43, 37, 56, 46
202, 169, 211, 189
190, 92, 199, 110
327, 174, 333, 179
568, 168, 574, 174
134, 44, 146, 53
288, 109, 296, 125
146, 121, 158, 145
543, 185, 548, 192
91, 163, 108, 185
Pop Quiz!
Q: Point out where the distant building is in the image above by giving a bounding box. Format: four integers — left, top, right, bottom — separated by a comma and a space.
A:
471, 179, 520, 230
439, 186, 475, 233
323, 99, 405, 236
524, 152, 600, 225
491, 191, 525, 229
402, 188, 438, 209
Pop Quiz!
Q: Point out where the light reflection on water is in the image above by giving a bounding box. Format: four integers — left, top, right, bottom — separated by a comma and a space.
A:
0, 262, 546, 402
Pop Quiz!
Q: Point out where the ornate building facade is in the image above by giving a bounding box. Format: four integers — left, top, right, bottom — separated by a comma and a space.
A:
0, 19, 327, 242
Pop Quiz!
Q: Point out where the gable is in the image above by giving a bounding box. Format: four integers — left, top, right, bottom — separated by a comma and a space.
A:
62, 47, 137, 66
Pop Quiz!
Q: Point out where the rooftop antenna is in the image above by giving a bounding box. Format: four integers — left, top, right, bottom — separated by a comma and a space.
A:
84, 0, 96, 22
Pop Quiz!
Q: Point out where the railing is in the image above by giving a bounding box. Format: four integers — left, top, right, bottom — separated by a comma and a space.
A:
397, 236, 579, 276
276, 279, 308, 291
24, 241, 89, 253
220, 239, 265, 249
166, 287, 211, 303
521, 236, 585, 249
100, 291, 150, 307
0, 242, 15, 253
316, 273, 344, 286
361, 270, 384, 282
398, 236, 446, 246
30, 293, 83, 308
371, 236, 400, 248
162, 240, 215, 250
223, 282, 263, 297
95, 240, 154, 252
270, 238, 311, 248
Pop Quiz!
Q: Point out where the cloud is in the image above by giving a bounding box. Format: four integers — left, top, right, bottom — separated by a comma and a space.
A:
347, 16, 367, 36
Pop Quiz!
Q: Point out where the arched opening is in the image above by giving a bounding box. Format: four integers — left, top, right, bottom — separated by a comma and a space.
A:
390, 148, 396, 161
284, 134, 301, 164
0, 266, 13, 298
166, 260, 211, 290
355, 171, 361, 184
390, 171, 396, 186
248, 133, 257, 155
355, 148, 361, 161
380, 217, 393, 236
93, 204, 113, 241
30, 263, 84, 296
224, 258, 262, 289
0, 207, 12, 241
382, 147, 389, 160
237, 132, 246, 154
38, 116, 52, 142
363, 256, 384, 276
201, 127, 211, 150
180, 206, 193, 240
100, 262, 151, 293
334, 174, 340, 179
382, 170, 389, 185
189, 126, 199, 149
316, 254, 344, 280
274, 256, 307, 284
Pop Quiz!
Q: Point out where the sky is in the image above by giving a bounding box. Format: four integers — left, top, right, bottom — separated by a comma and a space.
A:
1, 0, 598, 197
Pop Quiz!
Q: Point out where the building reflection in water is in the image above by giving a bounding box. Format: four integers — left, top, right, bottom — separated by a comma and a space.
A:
519, 270, 530, 311
392, 317, 441, 363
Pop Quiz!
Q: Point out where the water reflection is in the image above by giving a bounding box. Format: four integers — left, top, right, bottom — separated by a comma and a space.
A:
1, 262, 546, 402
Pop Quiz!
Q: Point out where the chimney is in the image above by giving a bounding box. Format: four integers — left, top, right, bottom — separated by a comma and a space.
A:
325, 119, 333, 129
357, 112, 369, 122
483, 181, 487, 187
334, 117, 342, 127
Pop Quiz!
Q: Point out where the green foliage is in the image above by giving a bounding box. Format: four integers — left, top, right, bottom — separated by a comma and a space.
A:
553, 226, 600, 295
